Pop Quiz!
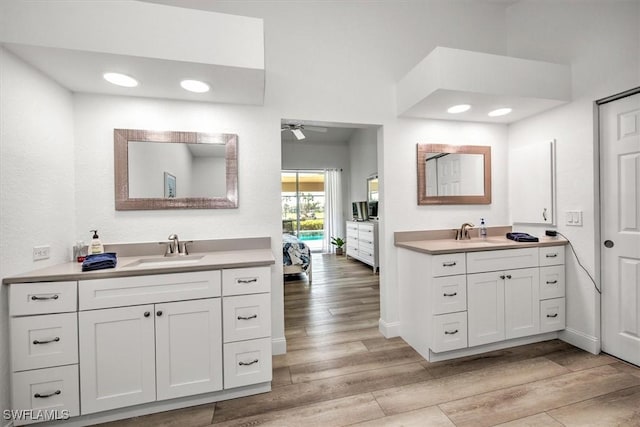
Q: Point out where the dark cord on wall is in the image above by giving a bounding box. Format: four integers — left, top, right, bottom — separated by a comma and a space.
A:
556, 232, 601, 295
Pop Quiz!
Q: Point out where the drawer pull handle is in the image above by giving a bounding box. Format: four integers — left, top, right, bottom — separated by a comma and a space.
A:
237, 278, 258, 284
444, 329, 459, 335
442, 262, 457, 267
547, 313, 559, 318
546, 280, 558, 284
31, 295, 59, 301
500, 275, 506, 280
443, 292, 457, 297
144, 311, 151, 317
546, 254, 558, 258
239, 359, 259, 366
237, 314, 258, 320
506, 274, 512, 279
33, 337, 60, 345
156, 310, 163, 316
34, 390, 61, 399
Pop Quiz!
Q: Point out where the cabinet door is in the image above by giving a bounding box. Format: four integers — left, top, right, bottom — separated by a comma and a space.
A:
468, 272, 505, 346
155, 299, 223, 400
505, 267, 540, 339
79, 305, 156, 415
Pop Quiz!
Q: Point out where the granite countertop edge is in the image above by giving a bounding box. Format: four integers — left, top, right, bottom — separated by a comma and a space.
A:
3, 248, 276, 285
395, 236, 569, 255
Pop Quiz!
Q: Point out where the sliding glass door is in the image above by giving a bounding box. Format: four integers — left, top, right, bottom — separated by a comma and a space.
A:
281, 171, 325, 252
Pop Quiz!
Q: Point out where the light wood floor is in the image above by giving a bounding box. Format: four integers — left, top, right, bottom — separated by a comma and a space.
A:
102, 253, 640, 427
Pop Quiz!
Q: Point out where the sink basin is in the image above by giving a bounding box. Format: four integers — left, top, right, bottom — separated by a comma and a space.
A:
124, 255, 205, 268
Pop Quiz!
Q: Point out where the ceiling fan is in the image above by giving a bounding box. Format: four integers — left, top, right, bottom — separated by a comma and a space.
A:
281, 123, 328, 140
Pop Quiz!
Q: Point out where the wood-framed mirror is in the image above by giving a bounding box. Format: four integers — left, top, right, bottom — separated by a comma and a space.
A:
114, 129, 238, 210
417, 144, 491, 205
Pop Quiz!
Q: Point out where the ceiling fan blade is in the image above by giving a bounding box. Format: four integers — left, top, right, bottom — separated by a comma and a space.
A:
304, 126, 328, 133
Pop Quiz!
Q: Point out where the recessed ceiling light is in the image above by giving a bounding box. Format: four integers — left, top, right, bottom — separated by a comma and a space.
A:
180, 79, 210, 93
447, 104, 471, 114
488, 107, 513, 117
103, 72, 138, 88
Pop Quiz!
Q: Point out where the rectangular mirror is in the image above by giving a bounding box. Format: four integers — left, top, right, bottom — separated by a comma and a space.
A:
417, 144, 491, 205
367, 174, 379, 202
114, 129, 238, 210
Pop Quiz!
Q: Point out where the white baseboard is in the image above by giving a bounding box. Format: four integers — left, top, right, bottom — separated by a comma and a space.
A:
559, 327, 600, 355
272, 336, 286, 355
378, 318, 400, 338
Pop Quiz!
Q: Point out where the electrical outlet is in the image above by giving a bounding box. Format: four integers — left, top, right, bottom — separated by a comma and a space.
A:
33, 245, 50, 261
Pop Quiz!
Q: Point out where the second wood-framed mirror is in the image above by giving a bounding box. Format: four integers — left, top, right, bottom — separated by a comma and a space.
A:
417, 144, 491, 205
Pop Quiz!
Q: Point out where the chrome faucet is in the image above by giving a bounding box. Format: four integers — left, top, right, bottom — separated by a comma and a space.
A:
167, 234, 180, 255
456, 223, 475, 240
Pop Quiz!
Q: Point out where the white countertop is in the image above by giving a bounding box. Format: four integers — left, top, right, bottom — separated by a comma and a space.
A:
395, 235, 568, 255
3, 248, 275, 284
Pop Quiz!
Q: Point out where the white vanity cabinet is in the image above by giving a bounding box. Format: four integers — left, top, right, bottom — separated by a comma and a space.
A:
222, 267, 272, 389
8, 281, 80, 426
398, 245, 565, 362
78, 271, 224, 414
345, 221, 379, 272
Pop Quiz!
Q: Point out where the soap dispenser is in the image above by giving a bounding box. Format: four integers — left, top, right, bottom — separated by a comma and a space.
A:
88, 230, 104, 254
479, 218, 487, 239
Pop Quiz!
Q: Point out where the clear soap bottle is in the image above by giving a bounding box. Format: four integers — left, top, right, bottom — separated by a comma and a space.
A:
479, 218, 487, 239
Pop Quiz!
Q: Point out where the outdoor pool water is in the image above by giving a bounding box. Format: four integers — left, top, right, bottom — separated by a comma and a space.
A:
299, 231, 324, 241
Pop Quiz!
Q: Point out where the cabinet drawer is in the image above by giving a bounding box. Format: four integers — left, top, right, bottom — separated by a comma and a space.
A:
432, 275, 467, 315
540, 298, 565, 333
79, 271, 221, 310
11, 313, 78, 372
431, 312, 468, 353
346, 245, 358, 257
223, 293, 271, 343
358, 225, 375, 241
540, 265, 565, 300
223, 337, 272, 389
10, 282, 77, 316
432, 253, 466, 277
539, 246, 565, 267
346, 222, 359, 233
12, 365, 79, 426
222, 267, 271, 296
467, 248, 538, 274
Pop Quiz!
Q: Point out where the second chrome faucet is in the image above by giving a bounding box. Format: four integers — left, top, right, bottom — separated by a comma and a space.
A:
455, 223, 475, 240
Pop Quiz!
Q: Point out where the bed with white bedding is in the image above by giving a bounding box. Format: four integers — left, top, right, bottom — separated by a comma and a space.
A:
282, 233, 312, 282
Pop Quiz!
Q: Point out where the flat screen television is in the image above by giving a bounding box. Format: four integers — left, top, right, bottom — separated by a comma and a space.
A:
352, 201, 369, 221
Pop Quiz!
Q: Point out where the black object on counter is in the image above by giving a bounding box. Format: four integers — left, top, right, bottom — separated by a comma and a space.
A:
506, 232, 539, 242
82, 252, 117, 272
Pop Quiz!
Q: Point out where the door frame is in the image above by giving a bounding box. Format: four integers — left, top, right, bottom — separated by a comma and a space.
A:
596, 86, 640, 358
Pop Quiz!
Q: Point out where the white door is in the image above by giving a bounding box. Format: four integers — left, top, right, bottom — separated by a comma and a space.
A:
468, 271, 505, 347
601, 90, 640, 366
505, 267, 540, 339
155, 298, 223, 400
79, 305, 156, 414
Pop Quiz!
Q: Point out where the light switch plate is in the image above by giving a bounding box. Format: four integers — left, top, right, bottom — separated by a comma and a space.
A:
565, 210, 583, 226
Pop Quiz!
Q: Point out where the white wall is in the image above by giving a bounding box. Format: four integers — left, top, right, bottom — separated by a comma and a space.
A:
506, 0, 640, 352
0, 48, 76, 419
348, 127, 378, 202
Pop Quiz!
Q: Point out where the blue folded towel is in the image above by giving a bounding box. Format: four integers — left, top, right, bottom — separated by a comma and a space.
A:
82, 252, 117, 272
506, 232, 539, 242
